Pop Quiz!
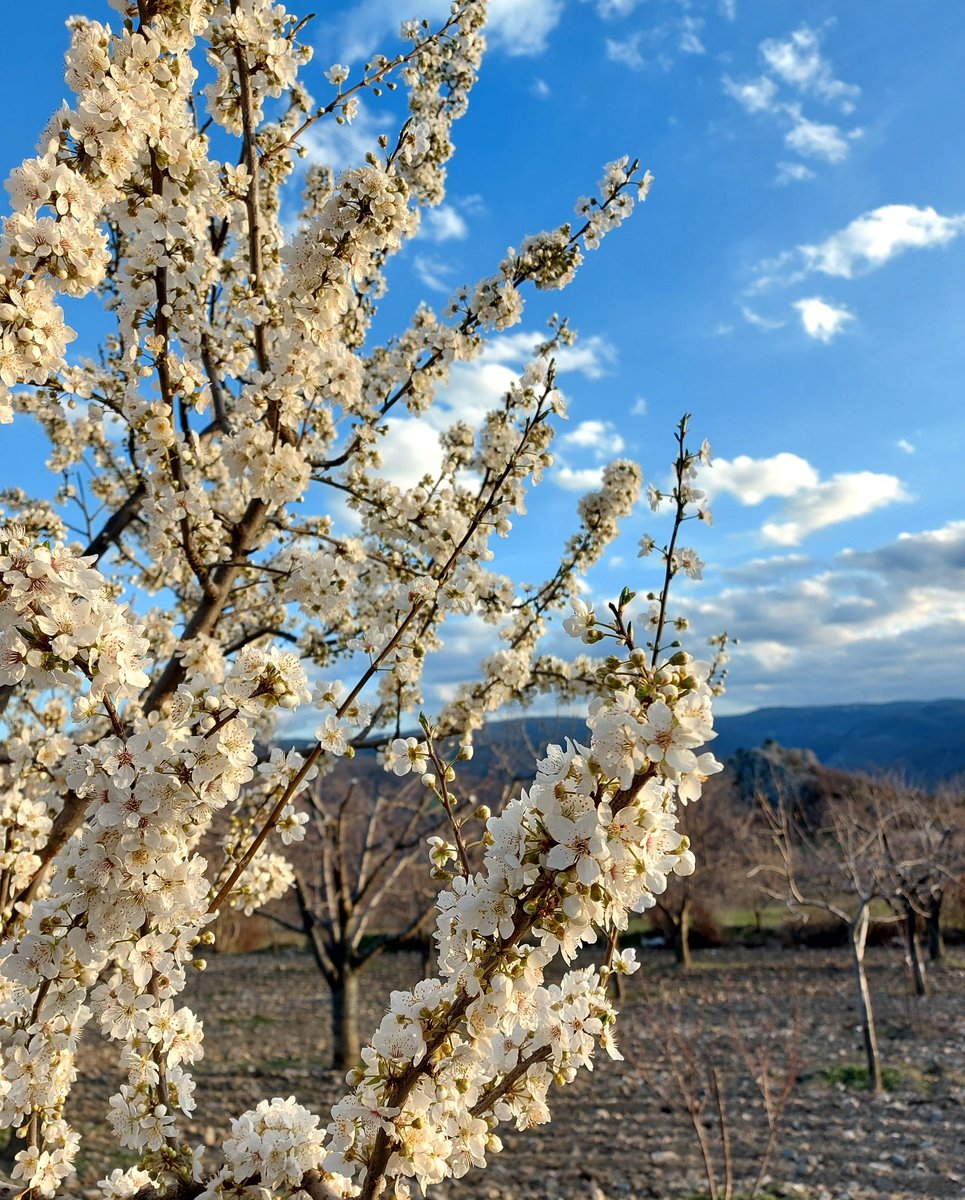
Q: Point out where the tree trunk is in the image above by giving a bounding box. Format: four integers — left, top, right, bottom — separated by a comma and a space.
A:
850, 906, 883, 1094
674, 897, 692, 969
331, 966, 361, 1071
902, 897, 927, 996
926, 893, 945, 962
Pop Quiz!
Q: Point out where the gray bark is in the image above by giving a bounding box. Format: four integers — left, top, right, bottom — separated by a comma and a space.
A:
331, 967, 361, 1072
902, 897, 927, 996
926, 893, 945, 962
850, 906, 883, 1094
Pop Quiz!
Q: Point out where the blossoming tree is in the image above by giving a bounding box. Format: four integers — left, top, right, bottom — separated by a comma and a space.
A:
0, 1, 723, 1197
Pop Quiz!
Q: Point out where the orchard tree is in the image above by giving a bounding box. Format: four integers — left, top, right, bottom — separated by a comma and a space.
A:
649, 778, 749, 967
252, 768, 450, 1070
877, 777, 964, 990
923, 783, 965, 960
758, 787, 894, 1095
0, 2, 724, 1199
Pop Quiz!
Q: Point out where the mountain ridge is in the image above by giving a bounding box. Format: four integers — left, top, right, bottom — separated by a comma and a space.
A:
472, 697, 965, 788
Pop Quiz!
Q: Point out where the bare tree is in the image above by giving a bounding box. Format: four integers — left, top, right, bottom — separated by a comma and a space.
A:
267, 773, 442, 1070
879, 779, 964, 989
756, 785, 895, 1095
651, 780, 746, 967
628, 1002, 801, 1200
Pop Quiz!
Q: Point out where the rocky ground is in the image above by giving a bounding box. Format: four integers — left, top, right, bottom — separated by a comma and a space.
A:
63, 943, 964, 1200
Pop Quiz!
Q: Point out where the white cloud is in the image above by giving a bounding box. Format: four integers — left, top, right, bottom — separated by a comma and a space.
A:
421, 205, 468, 243
800, 204, 965, 278
719, 0, 737, 21
722, 74, 780, 115
741, 305, 785, 331
474, 331, 615, 379
761, 471, 910, 545
775, 161, 816, 185
531, 77, 551, 99
376, 417, 444, 489
896, 438, 915, 455
679, 17, 705, 55
442, 361, 521, 429
722, 553, 811, 585
560, 419, 625, 457
793, 296, 855, 343
329, 0, 562, 64
413, 255, 454, 293
630, 397, 647, 417
708, 453, 820, 505
487, 0, 564, 56
784, 108, 851, 163
554, 466, 605, 492
606, 33, 644, 70
759, 26, 859, 108
748, 204, 965, 299
301, 101, 387, 171
553, 337, 617, 379
723, 25, 861, 173
425, 330, 616, 432
593, 0, 641, 16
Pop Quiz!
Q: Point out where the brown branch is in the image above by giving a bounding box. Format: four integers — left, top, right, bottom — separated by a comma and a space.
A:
470, 1046, 552, 1118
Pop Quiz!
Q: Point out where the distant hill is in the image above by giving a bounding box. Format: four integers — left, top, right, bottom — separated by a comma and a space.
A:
290, 698, 965, 793
710, 699, 965, 786
469, 698, 965, 788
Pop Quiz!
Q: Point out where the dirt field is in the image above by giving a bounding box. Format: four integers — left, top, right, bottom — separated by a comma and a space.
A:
64, 943, 964, 1200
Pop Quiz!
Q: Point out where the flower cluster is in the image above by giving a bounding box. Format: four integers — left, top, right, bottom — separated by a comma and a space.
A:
0, 1, 719, 1198
208, 1096, 327, 1194
312, 636, 720, 1199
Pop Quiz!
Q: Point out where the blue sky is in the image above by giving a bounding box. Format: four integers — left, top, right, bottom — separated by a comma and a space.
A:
7, 1, 965, 717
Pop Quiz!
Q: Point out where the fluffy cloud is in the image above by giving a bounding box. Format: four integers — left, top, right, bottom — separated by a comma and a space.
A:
679, 17, 706, 55
606, 34, 644, 70
722, 74, 779, 114
489, 0, 565, 55
793, 297, 854, 342
800, 205, 965, 278
784, 109, 852, 163
721, 553, 811, 586
421, 205, 469, 243
301, 101, 386, 171
706, 453, 909, 545
748, 205, 965, 315
560, 420, 626, 457
370, 329, 617, 489
707, 453, 819, 504
741, 305, 785, 331
554, 466, 606, 492
413, 255, 454, 293
841, 520, 965, 579
477, 331, 616, 380
759, 26, 859, 108
376, 416, 445, 489
592, 0, 642, 16
328, 0, 563, 62
723, 24, 861, 172
775, 161, 816, 186
676, 520, 965, 711
761, 472, 910, 545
